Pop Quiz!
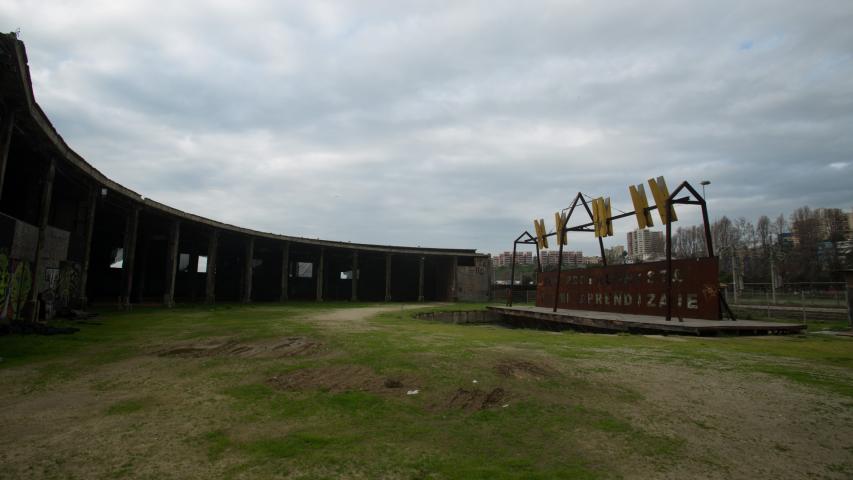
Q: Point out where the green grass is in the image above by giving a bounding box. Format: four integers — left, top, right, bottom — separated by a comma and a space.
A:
204, 430, 232, 461
242, 432, 339, 459
734, 293, 848, 309
105, 397, 152, 415
748, 365, 853, 398
1, 301, 852, 479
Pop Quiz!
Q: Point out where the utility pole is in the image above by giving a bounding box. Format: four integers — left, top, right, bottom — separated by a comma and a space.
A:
700, 180, 710, 201
731, 247, 738, 304
769, 255, 776, 305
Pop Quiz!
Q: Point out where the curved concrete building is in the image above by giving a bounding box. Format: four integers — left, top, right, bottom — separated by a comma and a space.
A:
0, 34, 491, 321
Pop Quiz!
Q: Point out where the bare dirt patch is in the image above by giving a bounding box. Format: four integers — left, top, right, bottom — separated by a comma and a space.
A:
495, 359, 555, 380
445, 387, 508, 411
0, 355, 231, 480
305, 303, 445, 331
157, 337, 320, 359
267, 365, 413, 394
576, 356, 853, 480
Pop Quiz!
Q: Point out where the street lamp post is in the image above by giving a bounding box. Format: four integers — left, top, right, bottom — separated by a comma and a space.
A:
700, 180, 710, 200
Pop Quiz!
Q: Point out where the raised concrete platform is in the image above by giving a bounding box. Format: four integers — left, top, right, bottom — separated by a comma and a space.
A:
487, 305, 806, 336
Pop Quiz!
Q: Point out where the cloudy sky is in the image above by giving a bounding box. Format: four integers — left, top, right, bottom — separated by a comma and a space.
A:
2, 1, 852, 255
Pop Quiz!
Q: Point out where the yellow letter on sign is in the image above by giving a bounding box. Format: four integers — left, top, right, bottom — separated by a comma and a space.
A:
554, 211, 567, 245
629, 183, 654, 229
648, 176, 678, 224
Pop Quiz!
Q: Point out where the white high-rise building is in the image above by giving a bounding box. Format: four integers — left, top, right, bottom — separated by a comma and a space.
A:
627, 229, 665, 261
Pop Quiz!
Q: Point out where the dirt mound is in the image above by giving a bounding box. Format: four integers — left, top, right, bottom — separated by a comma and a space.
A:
495, 360, 554, 380
267, 365, 409, 394
446, 387, 507, 411
157, 337, 320, 359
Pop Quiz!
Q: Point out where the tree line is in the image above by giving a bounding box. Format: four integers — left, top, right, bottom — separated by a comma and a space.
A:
671, 207, 850, 284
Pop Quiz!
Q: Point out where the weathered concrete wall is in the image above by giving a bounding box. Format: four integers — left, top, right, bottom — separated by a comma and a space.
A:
11, 219, 37, 261
455, 256, 492, 302
0, 213, 73, 321
38, 225, 70, 295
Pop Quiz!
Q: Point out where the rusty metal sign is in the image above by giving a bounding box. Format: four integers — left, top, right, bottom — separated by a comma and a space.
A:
536, 257, 720, 320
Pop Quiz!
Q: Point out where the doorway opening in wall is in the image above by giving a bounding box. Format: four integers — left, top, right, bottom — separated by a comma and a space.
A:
178, 253, 191, 272
297, 262, 313, 278
109, 248, 123, 269
340, 270, 359, 280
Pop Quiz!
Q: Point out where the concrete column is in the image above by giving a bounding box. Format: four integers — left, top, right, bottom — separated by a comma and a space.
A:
120, 207, 140, 309
351, 250, 359, 301
119, 209, 140, 307
27, 158, 55, 321
316, 247, 324, 301
450, 255, 458, 302
418, 256, 425, 302
205, 229, 218, 304
242, 237, 254, 303
163, 219, 180, 307
188, 252, 199, 301
78, 186, 98, 307
279, 242, 289, 302
384, 253, 392, 301
0, 109, 14, 201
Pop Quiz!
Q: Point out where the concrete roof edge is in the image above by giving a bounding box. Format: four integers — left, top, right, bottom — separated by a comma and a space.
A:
1, 33, 481, 258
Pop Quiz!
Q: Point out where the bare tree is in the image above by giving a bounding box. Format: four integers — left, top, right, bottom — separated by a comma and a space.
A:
756, 216, 771, 252
787, 207, 822, 281
712, 216, 739, 279
712, 216, 737, 252
773, 214, 787, 243
673, 226, 706, 258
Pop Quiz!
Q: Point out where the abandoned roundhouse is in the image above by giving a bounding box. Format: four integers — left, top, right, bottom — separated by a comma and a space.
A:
0, 33, 492, 322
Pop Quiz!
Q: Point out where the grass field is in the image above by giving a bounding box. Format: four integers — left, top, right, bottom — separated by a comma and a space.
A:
1, 302, 852, 479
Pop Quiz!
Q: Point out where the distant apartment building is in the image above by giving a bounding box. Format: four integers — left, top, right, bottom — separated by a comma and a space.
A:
848, 209, 853, 239
583, 256, 602, 266
539, 250, 584, 268
792, 207, 852, 246
575, 246, 626, 266
606, 245, 626, 264
817, 208, 851, 240
492, 251, 533, 267
627, 228, 665, 261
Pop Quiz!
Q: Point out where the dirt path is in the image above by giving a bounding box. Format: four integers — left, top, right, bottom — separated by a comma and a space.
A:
303, 303, 446, 331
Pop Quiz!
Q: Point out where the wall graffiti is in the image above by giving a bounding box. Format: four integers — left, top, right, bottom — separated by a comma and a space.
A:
42, 267, 59, 319
58, 261, 81, 309
1, 258, 32, 321
0, 249, 10, 320
0, 255, 78, 322
0, 215, 32, 321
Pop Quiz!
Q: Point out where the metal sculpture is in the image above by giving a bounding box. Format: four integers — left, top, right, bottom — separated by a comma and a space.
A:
506, 177, 735, 322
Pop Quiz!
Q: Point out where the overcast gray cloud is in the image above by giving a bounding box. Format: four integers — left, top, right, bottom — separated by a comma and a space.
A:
2, 0, 852, 255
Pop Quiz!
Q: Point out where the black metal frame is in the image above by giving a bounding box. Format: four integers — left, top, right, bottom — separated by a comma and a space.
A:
506, 181, 735, 322
506, 230, 540, 305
